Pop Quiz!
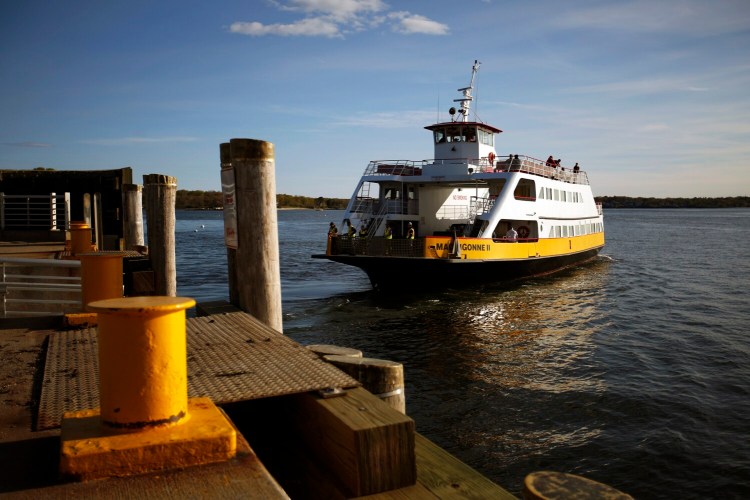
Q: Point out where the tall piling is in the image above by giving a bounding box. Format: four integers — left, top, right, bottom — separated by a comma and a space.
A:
122, 184, 145, 250
143, 174, 177, 296
226, 138, 282, 332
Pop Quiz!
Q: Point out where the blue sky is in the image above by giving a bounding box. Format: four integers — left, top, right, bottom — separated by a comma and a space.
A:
2, 0, 749, 198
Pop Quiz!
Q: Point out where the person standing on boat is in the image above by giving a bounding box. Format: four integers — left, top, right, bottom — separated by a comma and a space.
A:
505, 224, 518, 242
384, 223, 393, 255
328, 222, 338, 236
406, 222, 415, 255
347, 222, 356, 239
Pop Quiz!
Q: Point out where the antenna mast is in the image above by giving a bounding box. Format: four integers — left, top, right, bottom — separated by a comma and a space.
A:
453, 60, 480, 123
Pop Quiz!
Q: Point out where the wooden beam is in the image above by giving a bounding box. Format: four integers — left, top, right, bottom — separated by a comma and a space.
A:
289, 387, 416, 497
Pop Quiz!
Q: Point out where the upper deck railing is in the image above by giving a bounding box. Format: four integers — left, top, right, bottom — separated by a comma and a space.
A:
363, 156, 590, 185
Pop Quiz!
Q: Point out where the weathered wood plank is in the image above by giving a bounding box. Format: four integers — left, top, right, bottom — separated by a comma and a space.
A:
290, 387, 416, 497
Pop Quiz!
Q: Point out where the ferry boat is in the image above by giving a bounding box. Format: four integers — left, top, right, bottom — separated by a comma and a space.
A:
313, 61, 605, 289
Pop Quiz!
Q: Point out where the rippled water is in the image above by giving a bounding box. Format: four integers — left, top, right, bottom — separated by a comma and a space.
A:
174, 208, 750, 499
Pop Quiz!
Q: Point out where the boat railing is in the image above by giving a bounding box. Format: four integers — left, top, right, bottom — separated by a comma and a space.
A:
436, 205, 470, 221
364, 157, 590, 185
328, 236, 424, 258
364, 160, 426, 177
480, 155, 591, 185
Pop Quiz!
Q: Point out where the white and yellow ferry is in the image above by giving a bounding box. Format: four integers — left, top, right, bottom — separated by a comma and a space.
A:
314, 61, 605, 289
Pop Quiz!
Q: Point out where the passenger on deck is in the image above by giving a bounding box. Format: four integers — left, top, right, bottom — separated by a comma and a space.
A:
347, 223, 356, 238
573, 163, 580, 173
505, 224, 518, 242
511, 154, 521, 170
546, 155, 555, 167
328, 222, 338, 236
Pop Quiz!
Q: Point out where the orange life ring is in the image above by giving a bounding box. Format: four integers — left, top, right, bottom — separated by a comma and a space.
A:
488, 152, 496, 165
517, 225, 530, 239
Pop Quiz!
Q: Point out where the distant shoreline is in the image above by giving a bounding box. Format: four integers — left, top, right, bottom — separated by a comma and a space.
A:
176, 191, 749, 210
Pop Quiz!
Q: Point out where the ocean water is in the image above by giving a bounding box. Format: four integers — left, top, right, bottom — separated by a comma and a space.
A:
174, 208, 750, 499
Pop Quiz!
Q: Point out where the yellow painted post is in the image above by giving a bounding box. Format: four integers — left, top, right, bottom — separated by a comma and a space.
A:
69, 221, 93, 255
80, 252, 124, 308
86, 296, 196, 429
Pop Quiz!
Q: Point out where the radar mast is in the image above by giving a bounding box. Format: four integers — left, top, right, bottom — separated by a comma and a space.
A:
453, 60, 480, 122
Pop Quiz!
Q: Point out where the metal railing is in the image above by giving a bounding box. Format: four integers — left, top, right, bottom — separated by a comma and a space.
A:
0, 257, 81, 317
329, 236, 423, 258
0, 192, 70, 230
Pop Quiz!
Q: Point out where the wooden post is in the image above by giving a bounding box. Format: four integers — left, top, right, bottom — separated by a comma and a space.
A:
122, 184, 145, 250
306, 344, 363, 358
227, 138, 282, 332
143, 174, 177, 296
324, 355, 406, 414
220, 142, 239, 306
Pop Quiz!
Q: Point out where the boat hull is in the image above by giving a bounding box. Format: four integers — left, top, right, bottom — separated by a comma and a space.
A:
313, 247, 602, 290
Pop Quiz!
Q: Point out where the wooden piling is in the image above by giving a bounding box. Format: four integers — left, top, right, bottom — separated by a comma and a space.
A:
143, 174, 177, 296
122, 184, 145, 250
324, 355, 406, 414
226, 139, 282, 332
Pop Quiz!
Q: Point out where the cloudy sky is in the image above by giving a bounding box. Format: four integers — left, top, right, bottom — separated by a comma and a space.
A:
2, 0, 749, 197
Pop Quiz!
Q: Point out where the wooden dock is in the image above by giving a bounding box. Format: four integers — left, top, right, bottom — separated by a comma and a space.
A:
0, 307, 517, 499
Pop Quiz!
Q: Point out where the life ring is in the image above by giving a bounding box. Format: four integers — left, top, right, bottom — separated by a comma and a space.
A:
517, 225, 530, 239
488, 152, 496, 165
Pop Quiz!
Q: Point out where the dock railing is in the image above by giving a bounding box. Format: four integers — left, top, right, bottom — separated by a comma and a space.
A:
0, 192, 70, 231
0, 257, 81, 317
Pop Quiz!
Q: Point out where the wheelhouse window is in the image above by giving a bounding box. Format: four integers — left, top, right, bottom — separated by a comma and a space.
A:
514, 178, 536, 201
478, 128, 494, 146
434, 129, 446, 144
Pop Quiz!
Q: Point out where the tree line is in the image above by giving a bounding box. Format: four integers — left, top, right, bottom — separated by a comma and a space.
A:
175, 190, 349, 210
176, 190, 749, 210
596, 196, 750, 209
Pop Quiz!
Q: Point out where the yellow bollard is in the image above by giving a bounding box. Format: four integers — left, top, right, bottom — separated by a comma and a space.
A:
69, 221, 93, 255
80, 252, 124, 308
87, 296, 195, 429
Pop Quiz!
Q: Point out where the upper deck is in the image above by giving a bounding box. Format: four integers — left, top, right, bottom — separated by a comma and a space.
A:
361, 154, 590, 186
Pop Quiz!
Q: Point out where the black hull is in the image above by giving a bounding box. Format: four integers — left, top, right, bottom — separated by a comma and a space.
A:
312, 247, 603, 290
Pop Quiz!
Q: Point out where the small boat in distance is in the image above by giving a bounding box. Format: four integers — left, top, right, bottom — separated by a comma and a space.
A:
313, 61, 605, 290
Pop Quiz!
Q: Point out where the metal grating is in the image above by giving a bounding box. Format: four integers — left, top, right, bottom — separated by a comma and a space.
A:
37, 311, 359, 430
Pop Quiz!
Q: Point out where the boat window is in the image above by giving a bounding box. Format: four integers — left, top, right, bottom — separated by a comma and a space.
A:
478, 129, 493, 146
546, 187, 552, 199
514, 178, 536, 201
434, 129, 447, 144
554, 189, 560, 201
466, 128, 477, 143
446, 126, 463, 142
538, 187, 545, 199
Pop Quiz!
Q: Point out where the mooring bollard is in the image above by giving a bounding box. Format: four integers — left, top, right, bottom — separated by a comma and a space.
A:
87, 296, 194, 428
522, 471, 633, 500
61, 295, 237, 481
80, 252, 124, 308
69, 221, 93, 255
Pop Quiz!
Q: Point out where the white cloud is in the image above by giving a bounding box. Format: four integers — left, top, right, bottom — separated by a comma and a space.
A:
3, 141, 52, 148
389, 12, 450, 35
230, 18, 341, 38
81, 137, 198, 146
230, 1, 448, 38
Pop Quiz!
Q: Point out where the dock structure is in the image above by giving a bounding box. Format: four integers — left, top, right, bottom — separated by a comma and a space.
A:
0, 305, 517, 499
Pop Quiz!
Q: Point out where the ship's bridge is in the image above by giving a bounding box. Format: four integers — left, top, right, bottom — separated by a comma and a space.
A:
425, 122, 501, 163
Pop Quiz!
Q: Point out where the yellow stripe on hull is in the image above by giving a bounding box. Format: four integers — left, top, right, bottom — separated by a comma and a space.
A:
423, 233, 605, 260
